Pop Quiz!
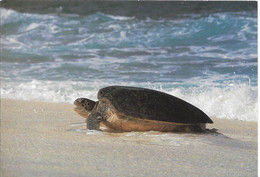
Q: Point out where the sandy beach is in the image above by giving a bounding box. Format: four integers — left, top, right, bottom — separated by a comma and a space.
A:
0, 98, 257, 177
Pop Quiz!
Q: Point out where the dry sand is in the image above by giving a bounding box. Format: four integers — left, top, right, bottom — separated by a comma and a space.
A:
0, 99, 257, 177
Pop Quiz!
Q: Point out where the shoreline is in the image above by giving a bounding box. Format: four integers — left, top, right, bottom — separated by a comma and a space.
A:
1, 98, 257, 177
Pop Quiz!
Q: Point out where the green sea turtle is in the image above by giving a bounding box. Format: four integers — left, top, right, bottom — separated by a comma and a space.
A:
74, 86, 213, 132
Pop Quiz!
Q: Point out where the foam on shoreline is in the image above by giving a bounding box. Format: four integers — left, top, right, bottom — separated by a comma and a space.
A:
1, 81, 257, 122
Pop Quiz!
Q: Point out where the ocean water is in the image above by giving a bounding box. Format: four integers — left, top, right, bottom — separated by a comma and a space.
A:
0, 2, 258, 121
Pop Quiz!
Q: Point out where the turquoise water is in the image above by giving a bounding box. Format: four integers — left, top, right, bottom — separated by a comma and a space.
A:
0, 2, 257, 121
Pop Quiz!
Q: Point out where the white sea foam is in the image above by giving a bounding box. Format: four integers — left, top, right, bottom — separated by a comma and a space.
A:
106, 14, 135, 21
1, 80, 257, 122
0, 8, 15, 21
166, 85, 257, 122
25, 23, 41, 32
2, 37, 26, 49
0, 80, 98, 103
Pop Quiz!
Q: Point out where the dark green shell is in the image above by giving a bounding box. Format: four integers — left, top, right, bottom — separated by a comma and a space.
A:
97, 86, 213, 124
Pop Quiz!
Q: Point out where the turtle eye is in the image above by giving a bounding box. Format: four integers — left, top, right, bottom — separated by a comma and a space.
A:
75, 98, 83, 103
80, 98, 85, 103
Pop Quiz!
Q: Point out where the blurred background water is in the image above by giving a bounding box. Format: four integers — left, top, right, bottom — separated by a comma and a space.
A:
0, 2, 257, 121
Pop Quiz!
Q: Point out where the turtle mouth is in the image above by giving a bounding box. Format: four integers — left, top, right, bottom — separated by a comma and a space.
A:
73, 99, 89, 116
73, 98, 96, 118
74, 105, 85, 112
73, 100, 86, 111
74, 105, 90, 118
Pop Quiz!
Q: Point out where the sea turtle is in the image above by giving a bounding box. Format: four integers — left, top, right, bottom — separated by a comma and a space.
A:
74, 86, 213, 132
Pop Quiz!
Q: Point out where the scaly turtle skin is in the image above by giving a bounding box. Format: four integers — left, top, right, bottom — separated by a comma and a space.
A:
74, 86, 213, 132
74, 98, 96, 118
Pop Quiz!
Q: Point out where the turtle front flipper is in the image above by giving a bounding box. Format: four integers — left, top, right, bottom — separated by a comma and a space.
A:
87, 111, 102, 130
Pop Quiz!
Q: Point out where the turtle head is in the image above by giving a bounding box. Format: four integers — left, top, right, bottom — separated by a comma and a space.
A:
74, 98, 97, 118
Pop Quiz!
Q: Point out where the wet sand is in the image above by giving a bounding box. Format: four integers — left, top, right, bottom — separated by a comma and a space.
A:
0, 99, 257, 177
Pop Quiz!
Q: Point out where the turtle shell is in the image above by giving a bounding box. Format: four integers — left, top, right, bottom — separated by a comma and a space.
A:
97, 86, 213, 124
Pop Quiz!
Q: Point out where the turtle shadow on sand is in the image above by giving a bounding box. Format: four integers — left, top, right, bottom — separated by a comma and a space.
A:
68, 122, 238, 149
68, 120, 244, 149
204, 128, 231, 140
73, 86, 214, 133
